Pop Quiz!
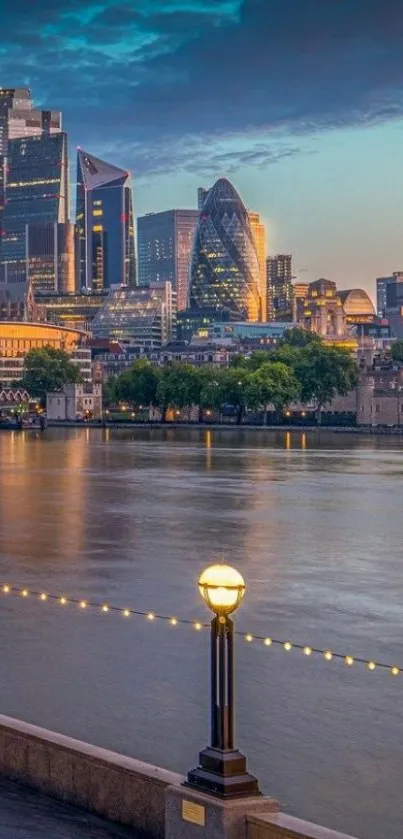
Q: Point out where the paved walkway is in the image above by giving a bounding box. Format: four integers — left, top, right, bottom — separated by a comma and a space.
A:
0, 778, 136, 837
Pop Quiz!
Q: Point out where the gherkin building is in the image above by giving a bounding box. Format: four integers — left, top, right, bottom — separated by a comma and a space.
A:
190, 178, 261, 321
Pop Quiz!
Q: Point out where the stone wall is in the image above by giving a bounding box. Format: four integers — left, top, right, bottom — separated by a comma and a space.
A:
247, 812, 360, 839
0, 714, 182, 837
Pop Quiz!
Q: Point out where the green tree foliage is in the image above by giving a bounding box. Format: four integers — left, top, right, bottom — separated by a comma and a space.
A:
245, 362, 300, 422
103, 375, 118, 406
157, 363, 205, 419
115, 359, 161, 408
202, 368, 250, 424
293, 343, 357, 422
390, 341, 403, 363
20, 347, 81, 404
279, 327, 322, 348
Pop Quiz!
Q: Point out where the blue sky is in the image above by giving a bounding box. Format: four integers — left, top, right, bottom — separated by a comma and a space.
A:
2, 0, 403, 298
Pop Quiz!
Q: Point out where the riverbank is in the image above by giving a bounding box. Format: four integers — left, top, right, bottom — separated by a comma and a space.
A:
3, 420, 403, 436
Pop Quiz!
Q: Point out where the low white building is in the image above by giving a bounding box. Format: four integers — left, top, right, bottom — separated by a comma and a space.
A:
46, 383, 102, 421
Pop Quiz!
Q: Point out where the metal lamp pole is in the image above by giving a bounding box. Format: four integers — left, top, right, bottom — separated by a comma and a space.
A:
187, 565, 260, 799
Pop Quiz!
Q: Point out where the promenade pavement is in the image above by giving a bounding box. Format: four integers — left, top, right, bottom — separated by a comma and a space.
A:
0, 777, 136, 837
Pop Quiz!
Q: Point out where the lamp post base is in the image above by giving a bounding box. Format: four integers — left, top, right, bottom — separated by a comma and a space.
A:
187, 747, 260, 798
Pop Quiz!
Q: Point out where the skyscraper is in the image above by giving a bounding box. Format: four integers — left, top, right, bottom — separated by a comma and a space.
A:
0, 88, 62, 270
1, 132, 68, 285
137, 210, 199, 311
190, 178, 261, 322
376, 272, 403, 316
27, 221, 75, 293
266, 254, 293, 320
76, 149, 136, 292
248, 211, 267, 322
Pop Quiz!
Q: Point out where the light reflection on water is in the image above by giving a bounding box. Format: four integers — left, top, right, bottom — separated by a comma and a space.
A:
0, 428, 403, 839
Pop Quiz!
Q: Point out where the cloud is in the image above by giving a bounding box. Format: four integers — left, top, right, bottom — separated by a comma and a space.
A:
1, 0, 403, 177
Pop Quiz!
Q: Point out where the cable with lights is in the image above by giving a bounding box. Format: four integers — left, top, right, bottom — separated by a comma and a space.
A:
0, 583, 400, 677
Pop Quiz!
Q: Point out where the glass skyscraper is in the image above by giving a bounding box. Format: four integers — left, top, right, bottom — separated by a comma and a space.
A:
266, 254, 293, 321
76, 150, 136, 292
1, 132, 68, 285
137, 209, 199, 311
190, 178, 261, 321
0, 88, 62, 276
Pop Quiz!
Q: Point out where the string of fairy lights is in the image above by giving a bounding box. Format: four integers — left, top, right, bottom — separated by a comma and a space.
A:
0, 583, 401, 678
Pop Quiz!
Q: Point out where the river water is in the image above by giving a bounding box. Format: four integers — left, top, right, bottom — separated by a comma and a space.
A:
0, 427, 402, 838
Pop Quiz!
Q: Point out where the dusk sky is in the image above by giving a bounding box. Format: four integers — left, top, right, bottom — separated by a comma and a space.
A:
2, 0, 403, 298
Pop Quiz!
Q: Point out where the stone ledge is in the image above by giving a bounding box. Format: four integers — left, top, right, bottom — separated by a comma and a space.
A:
247, 812, 361, 839
0, 713, 184, 837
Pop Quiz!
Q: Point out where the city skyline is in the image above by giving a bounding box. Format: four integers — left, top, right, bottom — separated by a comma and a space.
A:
1, 1, 403, 296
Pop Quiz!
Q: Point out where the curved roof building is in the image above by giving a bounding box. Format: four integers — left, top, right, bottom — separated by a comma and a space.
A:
337, 289, 376, 325
189, 178, 261, 321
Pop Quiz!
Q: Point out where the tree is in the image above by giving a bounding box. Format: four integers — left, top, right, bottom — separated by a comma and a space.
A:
278, 327, 322, 349
294, 343, 357, 423
390, 341, 403, 363
245, 362, 299, 424
20, 347, 81, 405
203, 368, 250, 425
156, 363, 204, 420
115, 360, 161, 411
103, 375, 118, 407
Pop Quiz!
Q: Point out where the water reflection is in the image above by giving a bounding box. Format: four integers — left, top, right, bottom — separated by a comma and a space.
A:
0, 427, 402, 839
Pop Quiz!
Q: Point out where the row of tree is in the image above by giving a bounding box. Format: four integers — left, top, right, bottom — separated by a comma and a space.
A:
107, 329, 358, 424
15, 329, 358, 424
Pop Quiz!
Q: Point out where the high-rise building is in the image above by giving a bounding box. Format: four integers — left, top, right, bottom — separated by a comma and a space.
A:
1, 132, 68, 285
266, 254, 293, 320
76, 149, 136, 292
190, 178, 261, 322
0, 88, 62, 270
197, 187, 210, 210
93, 281, 176, 348
27, 221, 75, 293
376, 272, 403, 316
137, 210, 199, 311
248, 211, 267, 322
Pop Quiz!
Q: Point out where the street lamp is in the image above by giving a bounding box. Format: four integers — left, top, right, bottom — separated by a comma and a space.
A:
187, 564, 260, 799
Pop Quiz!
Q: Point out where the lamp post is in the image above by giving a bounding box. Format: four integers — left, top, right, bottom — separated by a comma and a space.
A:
187, 564, 260, 799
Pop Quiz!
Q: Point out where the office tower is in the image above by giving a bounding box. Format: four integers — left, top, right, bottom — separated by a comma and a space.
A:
27, 221, 75, 293
197, 187, 210, 210
248, 211, 267, 321
292, 281, 309, 321
76, 150, 136, 292
137, 210, 199, 311
1, 132, 68, 285
266, 254, 293, 320
190, 178, 261, 322
376, 272, 403, 316
93, 281, 176, 347
0, 88, 62, 267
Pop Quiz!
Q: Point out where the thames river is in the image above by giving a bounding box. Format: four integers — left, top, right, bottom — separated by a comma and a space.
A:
0, 428, 402, 839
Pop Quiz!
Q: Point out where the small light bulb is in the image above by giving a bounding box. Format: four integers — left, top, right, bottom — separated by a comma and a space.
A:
303, 646, 312, 656
60, 597, 67, 605
324, 651, 333, 661
40, 593, 47, 601
102, 605, 109, 613
147, 612, 155, 621
367, 661, 376, 671
345, 656, 354, 666
80, 601, 87, 609
2, 585, 9, 594
284, 641, 292, 651
264, 638, 272, 646
170, 618, 178, 626
392, 666, 400, 676
22, 589, 28, 597
245, 634, 253, 642
194, 622, 202, 631
123, 609, 130, 617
